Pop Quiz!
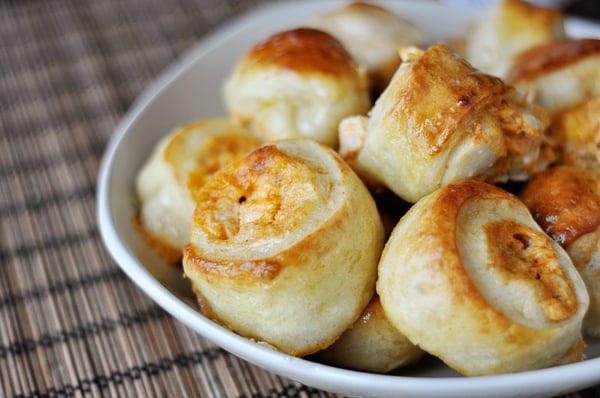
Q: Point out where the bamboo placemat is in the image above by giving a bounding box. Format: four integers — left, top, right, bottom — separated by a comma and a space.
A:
0, 0, 598, 397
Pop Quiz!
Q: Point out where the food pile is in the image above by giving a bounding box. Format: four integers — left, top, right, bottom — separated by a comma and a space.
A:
134, 0, 600, 376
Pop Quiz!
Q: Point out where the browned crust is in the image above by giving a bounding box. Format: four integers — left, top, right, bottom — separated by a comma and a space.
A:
431, 181, 577, 323
398, 180, 578, 346
520, 165, 600, 247
506, 38, 600, 83
240, 28, 360, 76
342, 1, 394, 14
192, 145, 323, 243
132, 216, 183, 265
183, 243, 282, 280
394, 45, 510, 155
484, 220, 576, 322
501, 0, 564, 28
427, 182, 517, 304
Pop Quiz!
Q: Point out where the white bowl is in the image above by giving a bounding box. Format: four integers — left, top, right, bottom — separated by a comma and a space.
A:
97, 1, 600, 397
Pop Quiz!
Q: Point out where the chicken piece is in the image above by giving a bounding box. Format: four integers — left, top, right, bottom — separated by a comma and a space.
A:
464, 0, 565, 79
136, 119, 260, 263
339, 44, 552, 203
183, 139, 384, 356
549, 96, 600, 168
223, 28, 370, 149
506, 38, 600, 114
306, 2, 424, 95
378, 180, 589, 375
520, 165, 600, 337
314, 294, 423, 373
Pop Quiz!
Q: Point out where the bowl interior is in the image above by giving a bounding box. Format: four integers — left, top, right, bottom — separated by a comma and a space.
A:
96, 2, 600, 397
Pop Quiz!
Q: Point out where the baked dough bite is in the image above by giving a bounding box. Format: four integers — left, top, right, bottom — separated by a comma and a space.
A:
223, 28, 370, 148
136, 119, 260, 263
377, 180, 589, 376
339, 44, 551, 203
314, 294, 423, 373
182, 138, 384, 356
506, 38, 600, 115
549, 96, 600, 168
464, 0, 566, 79
305, 2, 424, 95
520, 165, 600, 337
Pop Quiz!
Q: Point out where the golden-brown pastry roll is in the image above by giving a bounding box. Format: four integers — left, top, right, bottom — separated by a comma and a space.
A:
549, 96, 600, 168
314, 294, 423, 373
182, 138, 384, 356
339, 44, 551, 203
377, 180, 589, 376
506, 38, 600, 114
135, 119, 260, 263
520, 165, 600, 337
464, 0, 566, 79
223, 28, 370, 148
305, 2, 424, 95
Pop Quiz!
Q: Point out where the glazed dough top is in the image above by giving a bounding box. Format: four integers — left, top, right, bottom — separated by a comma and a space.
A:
507, 39, 600, 83
378, 45, 510, 157
520, 166, 600, 247
235, 28, 361, 78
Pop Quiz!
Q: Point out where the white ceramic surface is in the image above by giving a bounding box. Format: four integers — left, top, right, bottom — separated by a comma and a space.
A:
97, 1, 600, 397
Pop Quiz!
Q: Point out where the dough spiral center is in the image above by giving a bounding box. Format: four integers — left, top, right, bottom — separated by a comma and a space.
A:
456, 198, 578, 327
485, 220, 577, 322
193, 145, 326, 244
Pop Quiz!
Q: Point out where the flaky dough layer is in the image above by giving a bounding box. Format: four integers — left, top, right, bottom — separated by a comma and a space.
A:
223, 28, 370, 148
305, 2, 424, 95
464, 0, 565, 79
135, 119, 259, 263
521, 166, 600, 337
507, 38, 600, 114
314, 294, 423, 373
183, 138, 384, 356
377, 180, 589, 375
339, 44, 551, 203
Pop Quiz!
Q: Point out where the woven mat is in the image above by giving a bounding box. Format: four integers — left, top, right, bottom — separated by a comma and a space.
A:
0, 0, 598, 397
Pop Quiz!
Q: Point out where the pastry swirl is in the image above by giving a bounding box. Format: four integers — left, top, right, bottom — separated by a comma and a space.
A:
547, 96, 600, 168
521, 165, 600, 337
135, 119, 259, 263
223, 28, 370, 148
183, 138, 384, 356
339, 44, 551, 203
464, 0, 565, 79
305, 2, 424, 95
377, 180, 589, 375
506, 38, 600, 114
314, 294, 423, 373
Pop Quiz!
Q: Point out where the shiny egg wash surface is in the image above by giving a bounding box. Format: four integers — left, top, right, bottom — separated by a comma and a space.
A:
192, 145, 326, 244
485, 220, 577, 322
